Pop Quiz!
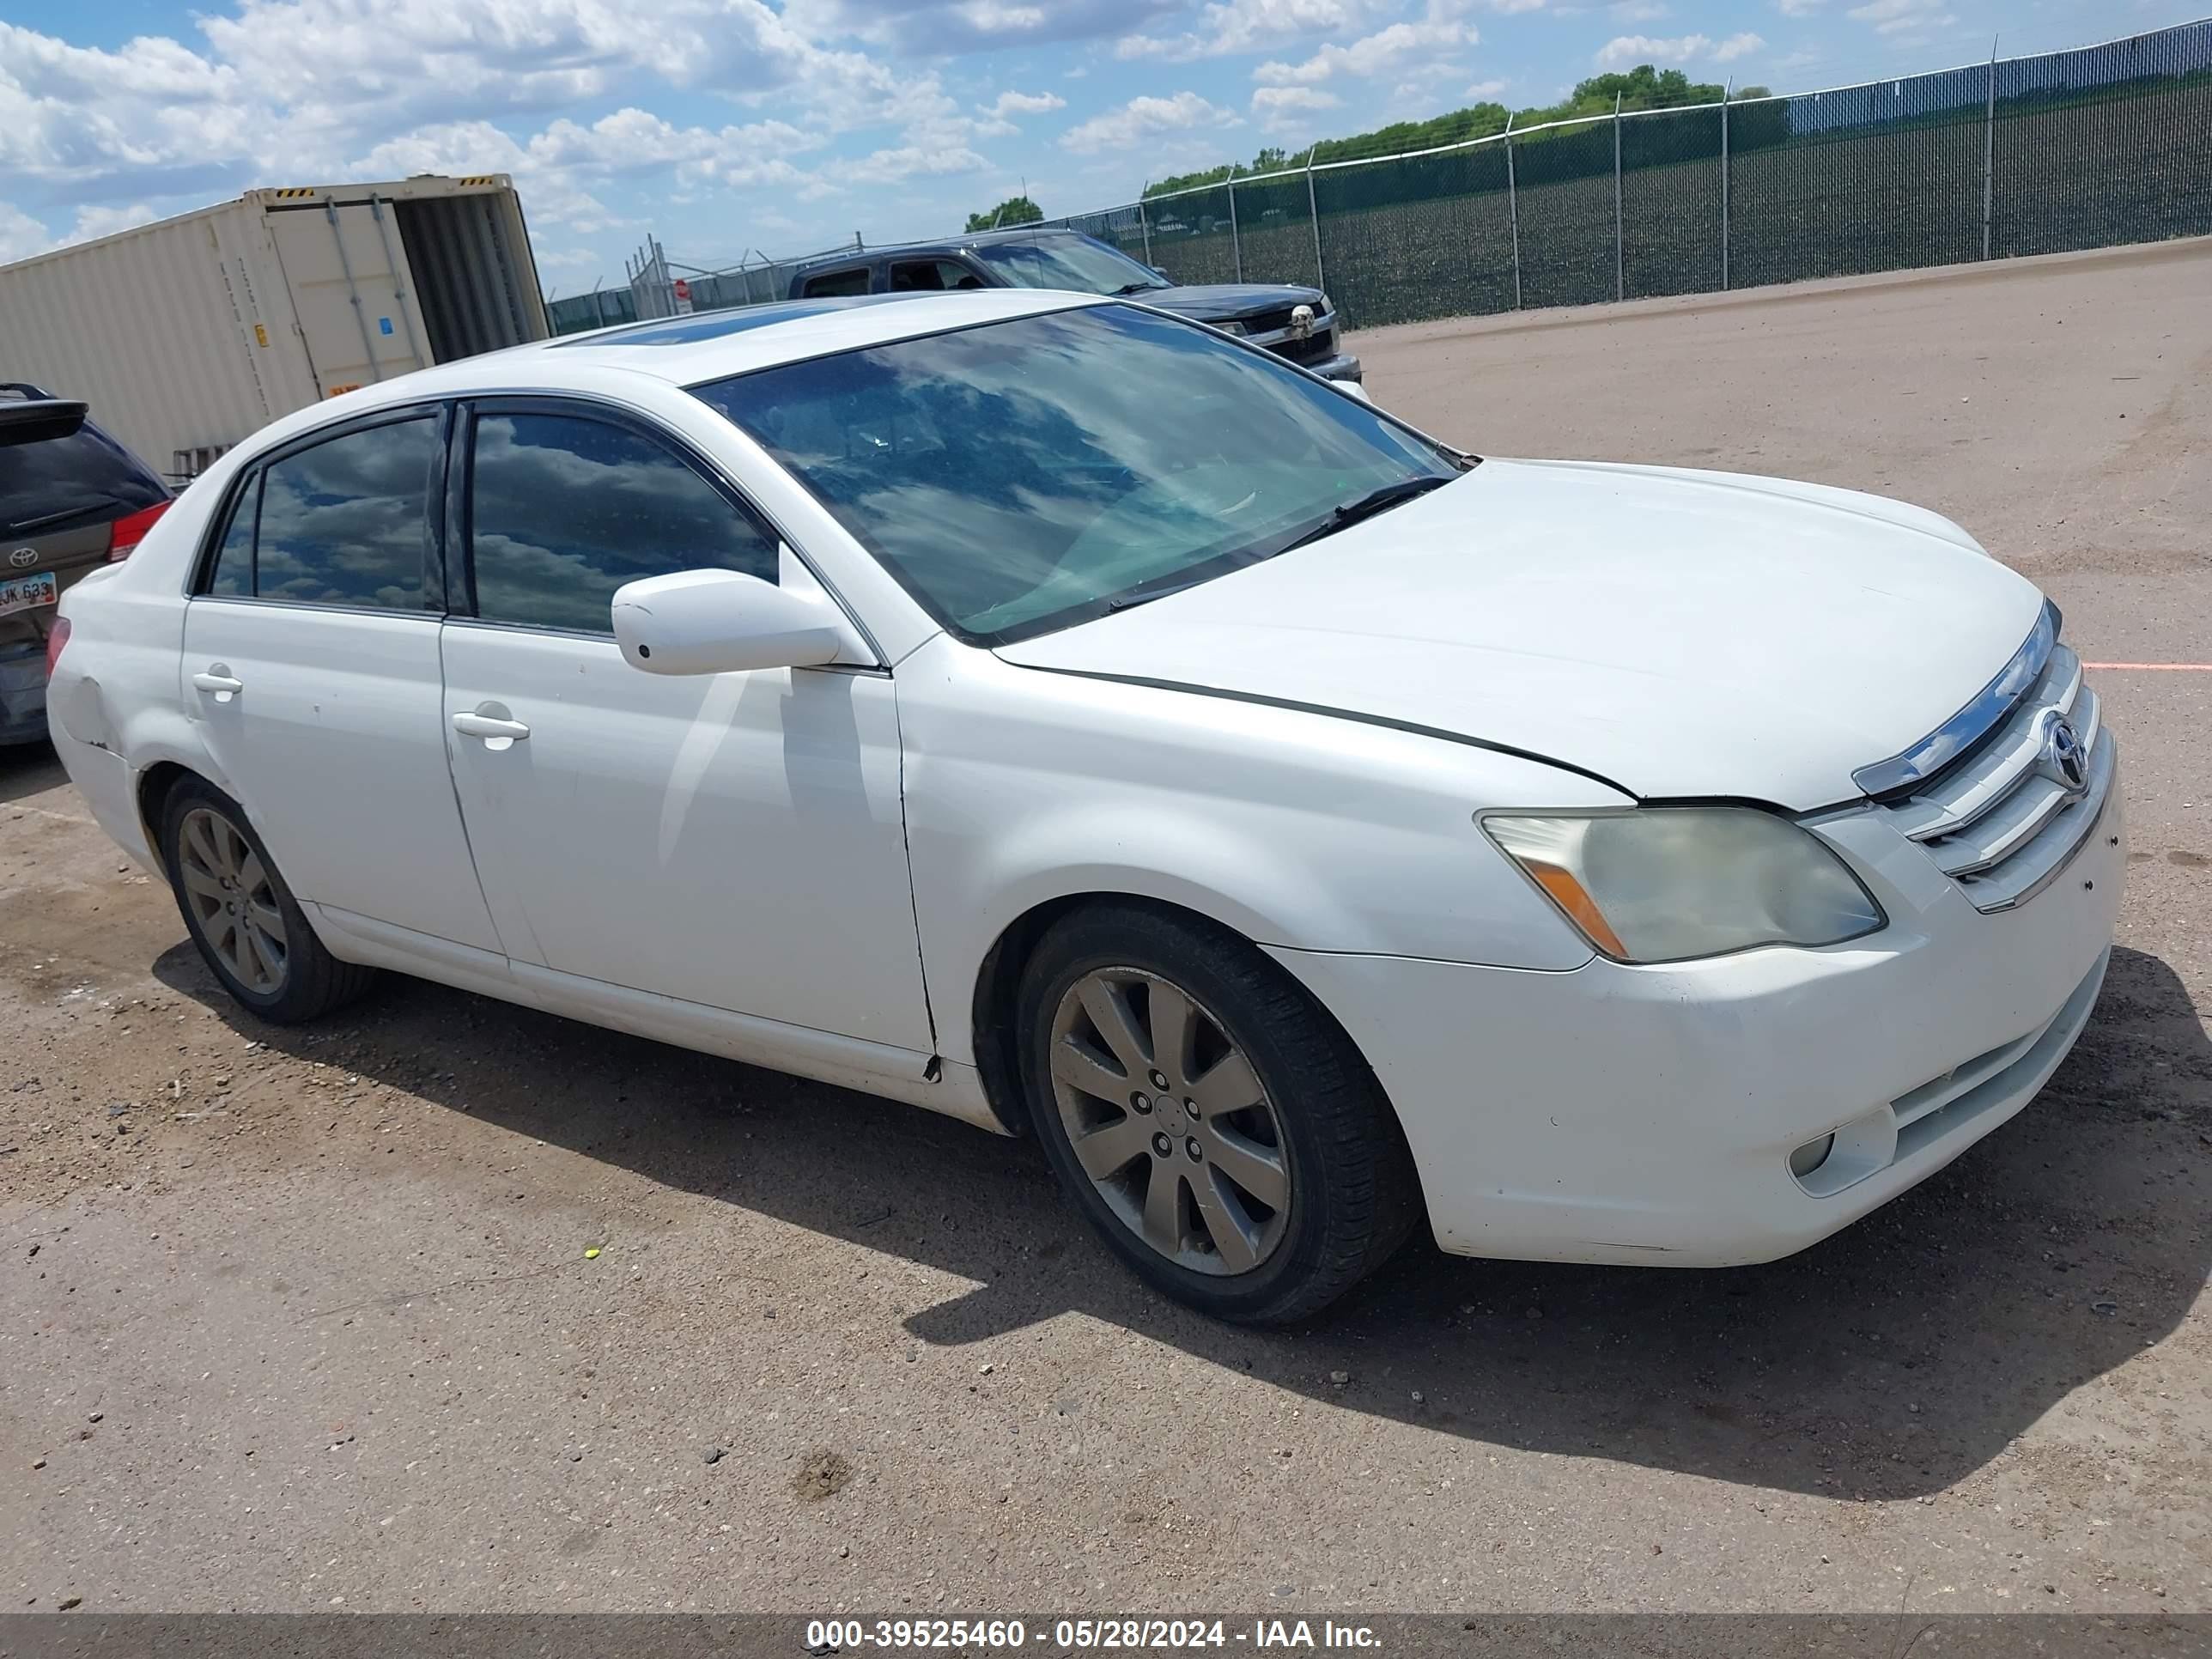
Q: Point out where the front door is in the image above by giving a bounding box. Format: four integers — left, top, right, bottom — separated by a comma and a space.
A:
180, 407, 503, 951
437, 400, 933, 1050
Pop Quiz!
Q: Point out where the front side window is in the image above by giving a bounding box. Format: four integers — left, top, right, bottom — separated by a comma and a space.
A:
250, 417, 437, 609
969, 235, 1165, 296
692, 303, 1456, 643
466, 410, 778, 634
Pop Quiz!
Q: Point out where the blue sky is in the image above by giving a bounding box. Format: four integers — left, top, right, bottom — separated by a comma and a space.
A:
1, 0, 2199, 293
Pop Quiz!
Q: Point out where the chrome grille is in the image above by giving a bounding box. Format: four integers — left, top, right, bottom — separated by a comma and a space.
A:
1877, 640, 2116, 913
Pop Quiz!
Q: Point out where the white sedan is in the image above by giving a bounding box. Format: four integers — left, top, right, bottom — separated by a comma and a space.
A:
46, 289, 2122, 1322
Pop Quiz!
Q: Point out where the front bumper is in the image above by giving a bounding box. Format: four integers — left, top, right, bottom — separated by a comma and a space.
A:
1273, 773, 2124, 1267
1289, 350, 1362, 383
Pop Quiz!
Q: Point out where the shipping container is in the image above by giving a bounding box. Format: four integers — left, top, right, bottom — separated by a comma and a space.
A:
0, 175, 549, 482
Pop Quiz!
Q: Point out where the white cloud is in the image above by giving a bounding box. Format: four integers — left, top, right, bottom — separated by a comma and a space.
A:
1593, 29, 1763, 67
1465, 76, 1508, 96
1115, 0, 1382, 63
1253, 16, 1478, 84
984, 88, 1066, 118
59, 203, 161, 246
0, 201, 55, 262
1060, 90, 1240, 152
846, 143, 990, 183
1845, 0, 1953, 34
1610, 0, 1669, 18
1774, 0, 1821, 13
1251, 84, 1343, 132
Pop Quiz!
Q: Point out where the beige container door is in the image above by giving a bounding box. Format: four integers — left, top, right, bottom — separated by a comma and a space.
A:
263, 199, 430, 398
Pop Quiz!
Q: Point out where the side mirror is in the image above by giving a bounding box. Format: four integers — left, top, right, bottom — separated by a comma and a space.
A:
1149, 266, 1173, 283
611, 568, 843, 676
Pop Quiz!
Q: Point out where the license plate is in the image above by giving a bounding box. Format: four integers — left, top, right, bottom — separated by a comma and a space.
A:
0, 571, 58, 617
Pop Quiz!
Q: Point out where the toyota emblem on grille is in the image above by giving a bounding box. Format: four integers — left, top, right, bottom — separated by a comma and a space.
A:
1287, 303, 1314, 342
2042, 713, 2088, 797
8, 548, 35, 569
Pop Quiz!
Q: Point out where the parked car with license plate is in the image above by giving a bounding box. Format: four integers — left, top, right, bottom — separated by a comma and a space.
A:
46, 291, 2122, 1322
2, 386, 171, 744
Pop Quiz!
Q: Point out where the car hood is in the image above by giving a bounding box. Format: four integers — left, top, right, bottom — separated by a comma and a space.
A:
994, 459, 2045, 811
1134, 283, 1325, 322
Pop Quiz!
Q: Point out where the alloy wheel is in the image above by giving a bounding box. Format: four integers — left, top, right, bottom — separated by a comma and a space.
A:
1047, 968, 1291, 1275
176, 806, 289, 995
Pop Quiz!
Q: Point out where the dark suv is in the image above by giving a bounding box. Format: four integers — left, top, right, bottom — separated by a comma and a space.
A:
786, 228, 1363, 390
2, 386, 172, 745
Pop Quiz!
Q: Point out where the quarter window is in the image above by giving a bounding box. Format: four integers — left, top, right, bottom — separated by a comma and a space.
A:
466, 411, 779, 634
204, 471, 258, 597
252, 418, 438, 609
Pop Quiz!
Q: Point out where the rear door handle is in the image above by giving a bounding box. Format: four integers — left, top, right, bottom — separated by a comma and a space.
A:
191, 668, 244, 702
452, 710, 531, 744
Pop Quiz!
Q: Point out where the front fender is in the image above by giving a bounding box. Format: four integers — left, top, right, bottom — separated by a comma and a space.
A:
897, 637, 1615, 1066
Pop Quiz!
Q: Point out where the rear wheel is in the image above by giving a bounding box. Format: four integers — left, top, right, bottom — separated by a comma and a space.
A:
159, 776, 374, 1024
1018, 903, 1420, 1324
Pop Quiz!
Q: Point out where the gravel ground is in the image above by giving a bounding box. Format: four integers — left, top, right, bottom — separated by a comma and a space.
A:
2, 240, 2208, 1616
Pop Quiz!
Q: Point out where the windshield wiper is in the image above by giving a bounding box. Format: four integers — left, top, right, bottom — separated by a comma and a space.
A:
1110, 280, 1169, 295
7, 493, 137, 537
1277, 474, 1454, 553
1107, 576, 1213, 612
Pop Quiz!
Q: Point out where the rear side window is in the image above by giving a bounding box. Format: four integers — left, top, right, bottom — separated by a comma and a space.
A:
890, 259, 984, 292
251, 418, 438, 609
205, 472, 259, 597
0, 414, 167, 541
465, 411, 779, 634
799, 266, 872, 298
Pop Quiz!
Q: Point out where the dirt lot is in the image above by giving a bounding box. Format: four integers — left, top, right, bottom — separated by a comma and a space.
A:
3, 241, 2209, 1615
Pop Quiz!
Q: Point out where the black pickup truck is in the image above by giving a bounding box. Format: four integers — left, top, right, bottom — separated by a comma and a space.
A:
786, 228, 1363, 391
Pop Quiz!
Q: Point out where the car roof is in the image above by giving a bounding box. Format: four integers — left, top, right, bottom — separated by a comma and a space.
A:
243, 289, 1107, 447
788, 226, 1091, 272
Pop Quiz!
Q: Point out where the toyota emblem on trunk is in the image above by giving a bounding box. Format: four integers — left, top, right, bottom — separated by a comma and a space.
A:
8, 548, 35, 568
2042, 713, 2088, 797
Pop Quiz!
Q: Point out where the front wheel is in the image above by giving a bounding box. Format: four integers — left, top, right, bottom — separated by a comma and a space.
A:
1018, 902, 1420, 1324
159, 776, 374, 1024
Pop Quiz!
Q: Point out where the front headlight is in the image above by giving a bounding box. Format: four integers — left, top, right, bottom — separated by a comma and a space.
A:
1481, 808, 1884, 964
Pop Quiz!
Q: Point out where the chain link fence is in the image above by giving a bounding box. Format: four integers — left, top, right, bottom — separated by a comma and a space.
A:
564, 20, 2209, 336
1048, 18, 2211, 328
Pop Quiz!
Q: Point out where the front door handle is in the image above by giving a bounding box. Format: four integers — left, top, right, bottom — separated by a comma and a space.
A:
191, 667, 244, 702
452, 709, 531, 746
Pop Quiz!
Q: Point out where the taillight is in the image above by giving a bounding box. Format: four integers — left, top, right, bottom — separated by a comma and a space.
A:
106, 500, 172, 562
45, 616, 71, 680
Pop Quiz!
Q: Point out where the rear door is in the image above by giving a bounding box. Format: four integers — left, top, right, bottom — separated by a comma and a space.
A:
179, 405, 502, 951
263, 200, 431, 398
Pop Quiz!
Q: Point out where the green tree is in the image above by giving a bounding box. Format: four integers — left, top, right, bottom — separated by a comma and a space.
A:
966, 195, 1043, 231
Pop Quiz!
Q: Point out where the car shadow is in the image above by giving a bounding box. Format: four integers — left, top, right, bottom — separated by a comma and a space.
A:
0, 738, 64, 805
152, 939, 2208, 1502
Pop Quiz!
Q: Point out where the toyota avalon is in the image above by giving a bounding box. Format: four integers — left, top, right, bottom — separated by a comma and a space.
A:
45, 290, 2121, 1322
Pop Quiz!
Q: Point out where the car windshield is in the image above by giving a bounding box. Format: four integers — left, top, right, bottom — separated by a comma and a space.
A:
969, 235, 1169, 296
691, 303, 1461, 644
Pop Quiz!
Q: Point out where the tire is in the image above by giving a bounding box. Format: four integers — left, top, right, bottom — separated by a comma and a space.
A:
158, 775, 375, 1024
1018, 902, 1421, 1324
